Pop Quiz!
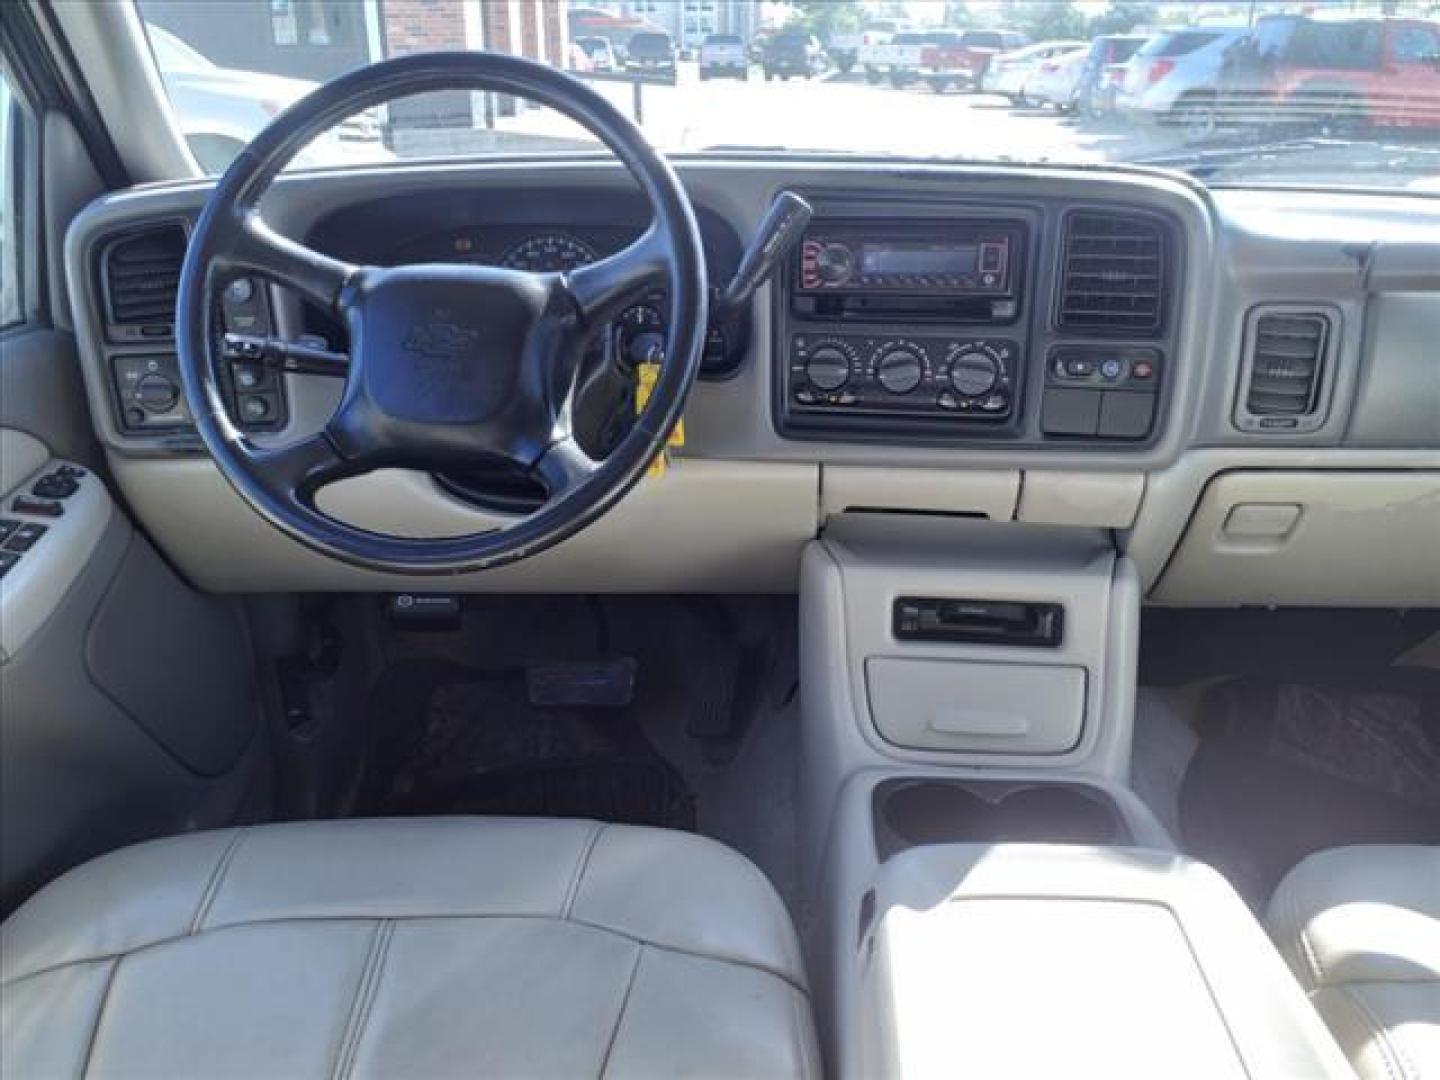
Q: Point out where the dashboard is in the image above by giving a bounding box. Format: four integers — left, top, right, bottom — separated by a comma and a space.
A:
304, 188, 749, 382
62, 158, 1440, 603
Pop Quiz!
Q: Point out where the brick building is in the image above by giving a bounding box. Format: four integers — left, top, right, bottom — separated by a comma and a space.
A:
381, 0, 568, 66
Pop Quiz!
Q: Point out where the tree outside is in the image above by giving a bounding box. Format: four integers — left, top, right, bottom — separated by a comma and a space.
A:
783, 0, 866, 44
1087, 2, 1163, 36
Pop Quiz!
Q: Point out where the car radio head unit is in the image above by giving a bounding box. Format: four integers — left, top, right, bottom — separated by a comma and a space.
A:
797, 221, 1018, 296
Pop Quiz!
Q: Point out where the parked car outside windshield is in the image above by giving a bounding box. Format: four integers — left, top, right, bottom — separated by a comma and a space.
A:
575, 36, 618, 73
763, 33, 825, 81
136, 0, 1440, 192
982, 40, 1086, 102
625, 32, 675, 74
699, 34, 748, 81
1117, 29, 1251, 135
142, 21, 386, 172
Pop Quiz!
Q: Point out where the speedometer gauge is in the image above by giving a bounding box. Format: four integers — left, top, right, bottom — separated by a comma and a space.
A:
500, 234, 597, 273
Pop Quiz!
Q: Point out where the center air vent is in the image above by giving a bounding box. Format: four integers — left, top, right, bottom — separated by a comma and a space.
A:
102, 223, 188, 342
1057, 211, 1166, 335
1235, 308, 1333, 433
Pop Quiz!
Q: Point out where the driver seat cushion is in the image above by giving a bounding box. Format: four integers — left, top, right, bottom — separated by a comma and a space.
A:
1266, 844, 1440, 1080
1, 817, 819, 1078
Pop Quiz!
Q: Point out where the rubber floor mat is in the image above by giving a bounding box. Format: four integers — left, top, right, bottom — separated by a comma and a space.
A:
364, 659, 694, 829
1180, 672, 1440, 908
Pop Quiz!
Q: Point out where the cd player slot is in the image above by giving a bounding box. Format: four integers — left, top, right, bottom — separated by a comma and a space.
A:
795, 294, 1017, 323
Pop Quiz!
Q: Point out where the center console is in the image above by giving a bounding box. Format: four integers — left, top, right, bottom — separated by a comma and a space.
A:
849, 844, 1353, 1079
776, 196, 1179, 447
781, 209, 1031, 439
797, 514, 1352, 1077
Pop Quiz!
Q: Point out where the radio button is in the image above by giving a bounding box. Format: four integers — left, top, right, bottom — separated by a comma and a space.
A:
876, 347, 924, 394
816, 243, 854, 286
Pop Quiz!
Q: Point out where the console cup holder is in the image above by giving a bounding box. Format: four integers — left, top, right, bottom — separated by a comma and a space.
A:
873, 779, 1130, 860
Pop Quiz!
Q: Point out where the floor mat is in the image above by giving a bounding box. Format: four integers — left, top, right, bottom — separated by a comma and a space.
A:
1180, 672, 1440, 908
364, 659, 695, 829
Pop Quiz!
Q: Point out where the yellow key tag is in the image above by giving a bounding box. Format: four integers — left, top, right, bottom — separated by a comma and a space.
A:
636, 361, 684, 479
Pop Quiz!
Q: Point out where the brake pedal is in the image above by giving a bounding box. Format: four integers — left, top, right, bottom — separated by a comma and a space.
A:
526, 658, 637, 707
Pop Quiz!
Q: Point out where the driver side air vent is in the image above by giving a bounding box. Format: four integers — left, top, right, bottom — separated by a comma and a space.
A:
101, 222, 188, 343
1057, 211, 1166, 336
1235, 308, 1334, 434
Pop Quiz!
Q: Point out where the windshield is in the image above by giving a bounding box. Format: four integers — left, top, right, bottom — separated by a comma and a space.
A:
1142, 31, 1237, 58
145, 21, 217, 73
136, 0, 1440, 192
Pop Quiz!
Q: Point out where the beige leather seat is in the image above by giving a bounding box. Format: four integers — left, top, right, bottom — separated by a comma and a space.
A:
1, 817, 819, 1078
1267, 844, 1439, 1080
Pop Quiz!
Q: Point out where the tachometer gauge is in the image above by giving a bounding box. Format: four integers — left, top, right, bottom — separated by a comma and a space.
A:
499, 233, 597, 273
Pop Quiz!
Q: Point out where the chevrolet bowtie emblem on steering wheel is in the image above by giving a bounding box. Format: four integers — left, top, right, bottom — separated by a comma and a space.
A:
402, 320, 481, 364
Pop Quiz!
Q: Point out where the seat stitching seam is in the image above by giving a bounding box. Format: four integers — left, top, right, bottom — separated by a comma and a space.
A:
1289, 877, 1325, 989
799, 980, 820, 1076
598, 944, 644, 1080
787, 972, 813, 1077
1, 912, 812, 996
1341, 984, 1416, 1080
563, 823, 606, 920
189, 828, 247, 935
331, 919, 395, 1080
76, 957, 121, 1080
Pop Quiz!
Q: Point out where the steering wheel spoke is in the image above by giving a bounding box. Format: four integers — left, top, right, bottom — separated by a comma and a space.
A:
224, 213, 360, 314
566, 223, 667, 327
244, 431, 352, 503
529, 434, 600, 499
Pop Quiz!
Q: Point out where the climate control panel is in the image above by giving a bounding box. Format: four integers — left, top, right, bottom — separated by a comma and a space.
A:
787, 333, 1017, 423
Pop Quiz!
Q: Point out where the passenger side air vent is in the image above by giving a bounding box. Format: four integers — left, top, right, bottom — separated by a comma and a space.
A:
1057, 211, 1166, 335
101, 223, 188, 342
1235, 308, 1333, 434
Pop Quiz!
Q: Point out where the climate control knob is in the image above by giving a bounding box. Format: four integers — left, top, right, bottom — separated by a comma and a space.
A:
135, 372, 180, 413
876, 347, 924, 395
948, 349, 999, 397
805, 345, 852, 391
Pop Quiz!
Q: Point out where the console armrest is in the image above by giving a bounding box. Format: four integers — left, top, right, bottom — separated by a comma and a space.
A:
853, 844, 1352, 1079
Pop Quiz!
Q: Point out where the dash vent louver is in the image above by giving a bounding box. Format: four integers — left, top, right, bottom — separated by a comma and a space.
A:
1057, 211, 1165, 335
1235, 308, 1333, 433
102, 223, 187, 340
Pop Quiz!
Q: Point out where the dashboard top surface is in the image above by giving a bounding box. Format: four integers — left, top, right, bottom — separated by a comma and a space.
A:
65, 157, 1440, 476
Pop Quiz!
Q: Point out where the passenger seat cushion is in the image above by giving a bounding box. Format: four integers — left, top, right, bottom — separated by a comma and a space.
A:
1, 817, 818, 1079
1268, 845, 1440, 1080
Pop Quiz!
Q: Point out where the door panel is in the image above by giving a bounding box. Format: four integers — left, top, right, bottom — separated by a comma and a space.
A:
0, 78, 271, 911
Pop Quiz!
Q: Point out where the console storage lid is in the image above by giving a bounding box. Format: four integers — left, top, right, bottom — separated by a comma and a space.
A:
856, 844, 1352, 1079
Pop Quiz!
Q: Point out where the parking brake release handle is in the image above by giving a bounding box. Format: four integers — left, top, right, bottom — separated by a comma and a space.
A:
715, 190, 812, 322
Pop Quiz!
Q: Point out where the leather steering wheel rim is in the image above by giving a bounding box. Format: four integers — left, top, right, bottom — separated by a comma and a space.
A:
176, 51, 707, 575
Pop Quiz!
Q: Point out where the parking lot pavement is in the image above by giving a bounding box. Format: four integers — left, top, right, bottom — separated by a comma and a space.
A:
495, 62, 1191, 164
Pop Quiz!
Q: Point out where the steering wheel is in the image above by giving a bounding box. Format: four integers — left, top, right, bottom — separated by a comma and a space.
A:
176, 52, 706, 574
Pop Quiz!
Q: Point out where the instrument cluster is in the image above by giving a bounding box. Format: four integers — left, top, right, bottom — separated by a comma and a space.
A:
384, 225, 728, 373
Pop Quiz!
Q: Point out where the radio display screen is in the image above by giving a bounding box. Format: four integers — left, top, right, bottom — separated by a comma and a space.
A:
860, 242, 979, 277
